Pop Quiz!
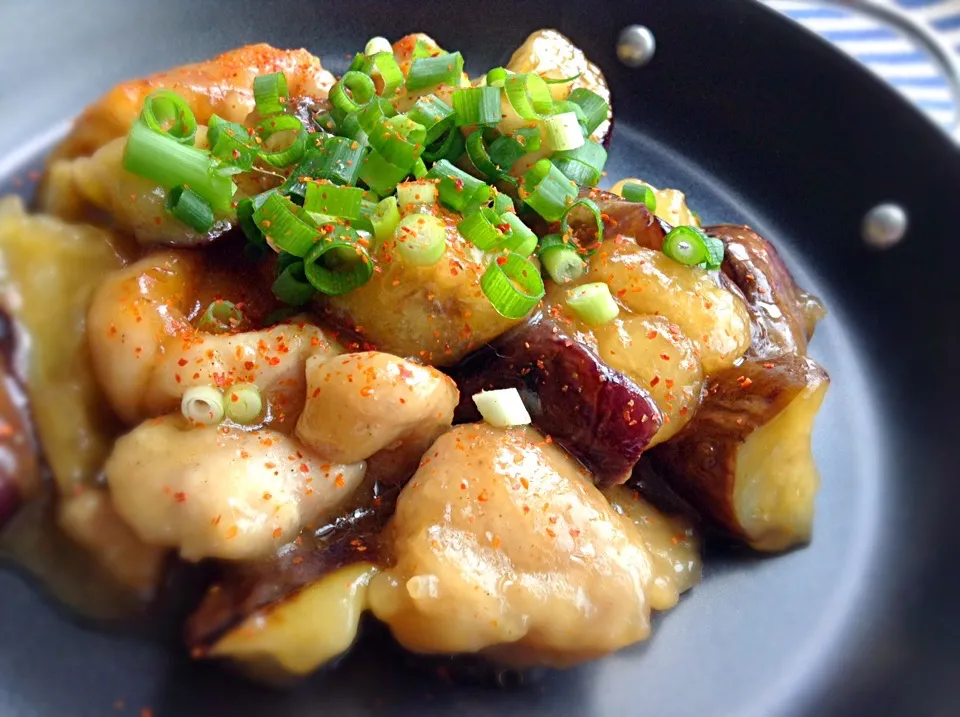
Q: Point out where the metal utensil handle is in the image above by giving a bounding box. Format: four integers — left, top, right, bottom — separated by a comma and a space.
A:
828, 0, 960, 132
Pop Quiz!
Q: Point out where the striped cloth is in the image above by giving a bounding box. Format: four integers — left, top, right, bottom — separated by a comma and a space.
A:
763, 0, 960, 135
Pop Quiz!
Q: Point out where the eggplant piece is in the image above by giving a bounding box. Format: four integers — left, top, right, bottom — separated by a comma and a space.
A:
706, 224, 827, 358
648, 354, 829, 552
451, 312, 661, 487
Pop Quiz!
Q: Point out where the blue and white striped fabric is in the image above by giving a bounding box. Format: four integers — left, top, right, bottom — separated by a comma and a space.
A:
764, 0, 960, 135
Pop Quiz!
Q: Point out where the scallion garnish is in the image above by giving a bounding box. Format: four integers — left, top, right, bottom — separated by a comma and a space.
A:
164, 186, 215, 233
458, 207, 505, 250
396, 180, 438, 208
272, 259, 315, 305
453, 86, 502, 126
208, 115, 257, 171
544, 111, 585, 152
253, 71, 288, 116
552, 140, 608, 187
538, 234, 586, 284
560, 197, 604, 256
426, 159, 491, 212
303, 183, 364, 220
513, 126, 542, 153
330, 71, 377, 114
486, 67, 508, 87
371, 196, 401, 247
359, 147, 411, 195
520, 159, 577, 221
197, 300, 243, 334
492, 190, 515, 215
465, 130, 501, 181
123, 121, 236, 213
621, 182, 657, 212
499, 213, 537, 257
368, 114, 426, 168
394, 214, 447, 266
565, 282, 620, 326
302, 225, 374, 295
256, 114, 308, 168
140, 89, 197, 145
481, 252, 545, 320
224, 383, 263, 425
368, 52, 404, 97
405, 51, 464, 92
567, 88, 609, 136
504, 73, 553, 120
422, 127, 465, 163
181, 386, 225, 426
487, 134, 528, 174
662, 226, 725, 269
472, 388, 532, 428
405, 95, 456, 145
364, 36, 393, 56
253, 193, 318, 257
318, 135, 367, 186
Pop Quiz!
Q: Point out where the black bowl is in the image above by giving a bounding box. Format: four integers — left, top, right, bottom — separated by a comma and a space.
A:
0, 1, 958, 715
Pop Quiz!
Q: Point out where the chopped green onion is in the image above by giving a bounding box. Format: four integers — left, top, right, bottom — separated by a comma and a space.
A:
302, 225, 374, 295
140, 89, 197, 145
123, 121, 235, 213
224, 384, 263, 425
520, 159, 577, 221
364, 36, 393, 56
371, 196, 401, 247
338, 112, 370, 146
539, 234, 586, 284
412, 39, 435, 60
504, 73, 553, 120
412, 158, 428, 179
406, 95, 456, 145
426, 159, 491, 212
165, 186, 214, 233
543, 111, 585, 152
181, 386, 225, 426
357, 97, 398, 134
318, 135, 367, 186
405, 51, 464, 92
237, 189, 276, 246
276, 151, 326, 203
492, 190, 515, 215
481, 252, 545, 320
472, 388, 532, 428
330, 71, 377, 114
550, 100, 589, 128
565, 282, 619, 326
513, 126, 542, 153
256, 114, 307, 168
458, 207, 504, 250
466, 130, 501, 180
359, 147, 411, 195
486, 67, 508, 87
272, 259, 315, 305
560, 197, 604, 256
396, 180, 438, 208
545, 72, 583, 85
303, 183, 364, 220
197, 300, 243, 333
487, 135, 527, 174
253, 72, 288, 117
368, 114, 426, 168
394, 214, 447, 266
621, 182, 657, 212
314, 110, 339, 134
567, 88, 609, 136
422, 127, 465, 163
253, 193, 318, 257
368, 52, 404, 97
662, 226, 725, 269
552, 139, 607, 187
208, 115, 257, 171
453, 86, 502, 126
499, 212, 537, 256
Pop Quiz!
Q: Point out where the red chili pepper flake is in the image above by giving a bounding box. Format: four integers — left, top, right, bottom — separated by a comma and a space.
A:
660, 352, 671, 361
224, 525, 238, 539
646, 329, 658, 339
335, 473, 345, 487
273, 527, 283, 538
360, 386, 374, 397
738, 376, 754, 388
477, 489, 489, 502
454, 178, 464, 192
173, 491, 186, 503
298, 463, 309, 473
650, 375, 661, 387
763, 362, 775, 369
177, 358, 188, 367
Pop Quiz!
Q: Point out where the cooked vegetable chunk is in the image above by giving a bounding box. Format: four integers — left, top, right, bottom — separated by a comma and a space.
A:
105, 415, 366, 561
369, 423, 660, 667
452, 313, 662, 487
610, 178, 701, 229
296, 351, 458, 472
649, 355, 829, 551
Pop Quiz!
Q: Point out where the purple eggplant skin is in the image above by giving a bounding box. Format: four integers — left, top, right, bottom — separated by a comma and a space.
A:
450, 313, 662, 488
706, 224, 827, 359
